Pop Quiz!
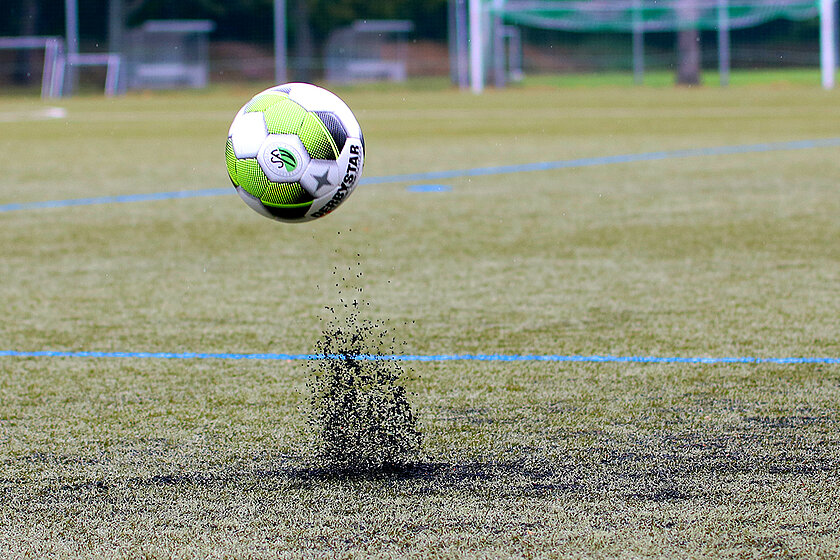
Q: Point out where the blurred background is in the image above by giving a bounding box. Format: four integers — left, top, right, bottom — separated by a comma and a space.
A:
0, 0, 837, 95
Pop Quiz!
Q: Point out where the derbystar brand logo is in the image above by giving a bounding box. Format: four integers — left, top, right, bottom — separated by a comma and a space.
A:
312, 144, 362, 218
269, 147, 297, 172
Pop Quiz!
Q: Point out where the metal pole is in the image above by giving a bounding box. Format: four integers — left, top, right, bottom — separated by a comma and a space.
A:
821, 0, 836, 89
449, 0, 470, 88
493, 12, 506, 88
469, 0, 484, 93
108, 0, 124, 54
449, 0, 458, 85
456, 0, 470, 89
718, 0, 730, 87
274, 0, 287, 84
632, 0, 644, 85
65, 0, 79, 94
108, 0, 127, 93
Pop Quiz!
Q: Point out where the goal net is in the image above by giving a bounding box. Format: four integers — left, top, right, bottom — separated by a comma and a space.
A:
496, 0, 819, 32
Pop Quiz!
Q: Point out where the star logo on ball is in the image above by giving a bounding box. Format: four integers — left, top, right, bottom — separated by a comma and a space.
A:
311, 169, 331, 191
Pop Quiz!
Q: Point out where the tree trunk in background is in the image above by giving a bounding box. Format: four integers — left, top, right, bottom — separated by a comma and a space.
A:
14, 0, 40, 85
676, 0, 701, 85
676, 28, 701, 85
292, 0, 315, 81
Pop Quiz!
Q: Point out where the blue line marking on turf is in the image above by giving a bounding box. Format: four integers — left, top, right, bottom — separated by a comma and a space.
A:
358, 136, 840, 185
1, 350, 838, 365
2, 137, 839, 213
0, 188, 230, 213
406, 184, 452, 192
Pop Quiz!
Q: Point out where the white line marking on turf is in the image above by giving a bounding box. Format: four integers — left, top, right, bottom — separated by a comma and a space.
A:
0, 107, 66, 122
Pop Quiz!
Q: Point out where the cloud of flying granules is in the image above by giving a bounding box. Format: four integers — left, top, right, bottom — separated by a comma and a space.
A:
306, 261, 422, 473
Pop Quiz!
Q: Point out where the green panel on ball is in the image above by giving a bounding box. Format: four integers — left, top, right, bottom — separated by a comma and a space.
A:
244, 92, 288, 113
262, 97, 308, 135
260, 181, 311, 206
234, 158, 271, 198
225, 138, 239, 186
298, 112, 339, 160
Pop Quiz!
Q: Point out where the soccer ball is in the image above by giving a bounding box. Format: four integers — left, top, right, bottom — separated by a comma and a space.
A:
225, 83, 364, 223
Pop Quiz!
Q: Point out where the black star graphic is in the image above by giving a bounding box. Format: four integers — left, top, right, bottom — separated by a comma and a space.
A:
311, 169, 331, 192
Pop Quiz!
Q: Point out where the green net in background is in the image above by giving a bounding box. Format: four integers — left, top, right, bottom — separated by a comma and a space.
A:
493, 0, 820, 32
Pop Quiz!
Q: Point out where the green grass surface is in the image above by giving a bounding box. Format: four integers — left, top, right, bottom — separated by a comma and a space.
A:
522, 67, 836, 88
1, 79, 840, 558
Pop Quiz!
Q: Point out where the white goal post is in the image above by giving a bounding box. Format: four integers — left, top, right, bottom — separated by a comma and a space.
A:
820, 0, 836, 88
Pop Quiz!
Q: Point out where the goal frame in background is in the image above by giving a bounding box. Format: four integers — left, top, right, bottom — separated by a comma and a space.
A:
0, 37, 123, 98
466, 0, 838, 92
0, 36, 64, 98
65, 53, 123, 97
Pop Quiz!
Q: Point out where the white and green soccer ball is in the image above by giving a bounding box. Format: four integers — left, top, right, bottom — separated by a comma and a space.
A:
226, 83, 364, 223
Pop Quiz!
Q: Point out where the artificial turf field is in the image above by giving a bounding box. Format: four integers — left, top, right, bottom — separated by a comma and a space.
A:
1, 72, 840, 558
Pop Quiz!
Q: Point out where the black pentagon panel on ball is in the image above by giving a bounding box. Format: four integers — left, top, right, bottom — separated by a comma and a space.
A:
262, 202, 313, 221
315, 111, 348, 153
